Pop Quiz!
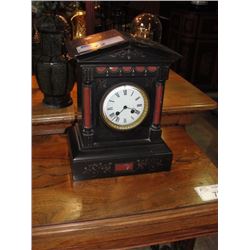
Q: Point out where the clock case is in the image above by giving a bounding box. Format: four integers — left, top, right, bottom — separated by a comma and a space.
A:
67, 30, 181, 181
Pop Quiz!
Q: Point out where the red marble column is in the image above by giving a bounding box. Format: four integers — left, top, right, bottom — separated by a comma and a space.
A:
153, 83, 163, 126
83, 85, 92, 129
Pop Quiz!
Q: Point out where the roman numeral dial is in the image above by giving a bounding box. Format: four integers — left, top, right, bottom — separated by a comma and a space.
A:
101, 84, 149, 131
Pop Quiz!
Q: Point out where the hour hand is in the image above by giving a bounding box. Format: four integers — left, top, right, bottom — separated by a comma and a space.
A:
112, 109, 123, 121
127, 107, 140, 115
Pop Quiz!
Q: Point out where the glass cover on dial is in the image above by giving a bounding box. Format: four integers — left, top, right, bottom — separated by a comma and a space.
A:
101, 84, 149, 130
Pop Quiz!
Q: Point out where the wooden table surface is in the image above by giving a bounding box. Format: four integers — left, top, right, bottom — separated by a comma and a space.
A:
32, 70, 217, 135
163, 70, 217, 114
32, 126, 218, 250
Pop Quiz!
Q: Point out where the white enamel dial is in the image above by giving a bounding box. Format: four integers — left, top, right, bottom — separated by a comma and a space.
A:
101, 84, 149, 130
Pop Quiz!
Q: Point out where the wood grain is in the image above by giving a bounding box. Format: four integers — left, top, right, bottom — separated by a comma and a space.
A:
163, 71, 217, 114
32, 126, 217, 249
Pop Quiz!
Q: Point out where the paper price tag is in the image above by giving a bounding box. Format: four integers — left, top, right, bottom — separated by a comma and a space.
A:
76, 36, 125, 54
194, 184, 218, 201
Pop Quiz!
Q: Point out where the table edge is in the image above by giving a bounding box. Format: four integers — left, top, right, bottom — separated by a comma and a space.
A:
33, 201, 217, 237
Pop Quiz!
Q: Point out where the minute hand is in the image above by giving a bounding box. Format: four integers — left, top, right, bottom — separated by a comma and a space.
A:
112, 108, 125, 121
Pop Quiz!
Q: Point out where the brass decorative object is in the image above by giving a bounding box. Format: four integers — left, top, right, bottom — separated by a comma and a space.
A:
130, 13, 162, 43
71, 10, 86, 39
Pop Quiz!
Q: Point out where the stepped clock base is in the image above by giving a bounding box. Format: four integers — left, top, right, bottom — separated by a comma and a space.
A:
67, 124, 173, 181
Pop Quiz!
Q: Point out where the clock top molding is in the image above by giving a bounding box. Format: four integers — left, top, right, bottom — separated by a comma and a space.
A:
66, 29, 181, 65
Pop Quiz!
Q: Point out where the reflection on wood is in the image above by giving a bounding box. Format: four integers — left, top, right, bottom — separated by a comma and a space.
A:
32, 126, 217, 250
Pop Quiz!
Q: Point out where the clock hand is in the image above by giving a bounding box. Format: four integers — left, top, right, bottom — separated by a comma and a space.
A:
125, 106, 140, 114
133, 108, 140, 112
112, 114, 120, 121
111, 105, 130, 121
125, 106, 134, 111
112, 106, 126, 121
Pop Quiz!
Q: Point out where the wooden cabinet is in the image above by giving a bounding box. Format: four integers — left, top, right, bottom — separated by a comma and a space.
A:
167, 9, 218, 92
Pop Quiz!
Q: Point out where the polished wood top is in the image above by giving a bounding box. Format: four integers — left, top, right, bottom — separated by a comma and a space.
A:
32, 126, 217, 249
163, 70, 217, 113
32, 70, 217, 126
32, 76, 76, 125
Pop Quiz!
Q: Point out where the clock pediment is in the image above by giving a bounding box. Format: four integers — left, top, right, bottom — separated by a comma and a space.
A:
66, 29, 181, 65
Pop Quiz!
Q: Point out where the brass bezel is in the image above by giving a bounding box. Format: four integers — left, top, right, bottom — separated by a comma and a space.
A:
100, 83, 149, 131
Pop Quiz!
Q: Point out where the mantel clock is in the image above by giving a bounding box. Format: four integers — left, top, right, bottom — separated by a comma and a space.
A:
66, 30, 181, 181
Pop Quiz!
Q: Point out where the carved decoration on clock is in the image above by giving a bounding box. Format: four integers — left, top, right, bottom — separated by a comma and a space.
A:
80, 162, 113, 177
109, 47, 146, 60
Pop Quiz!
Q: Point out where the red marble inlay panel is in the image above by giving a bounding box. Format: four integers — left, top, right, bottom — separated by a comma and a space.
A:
96, 66, 106, 74
135, 66, 145, 72
147, 66, 158, 72
115, 162, 134, 172
122, 66, 132, 73
109, 66, 119, 72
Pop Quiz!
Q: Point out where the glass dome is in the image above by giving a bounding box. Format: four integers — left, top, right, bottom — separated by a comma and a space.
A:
130, 13, 162, 43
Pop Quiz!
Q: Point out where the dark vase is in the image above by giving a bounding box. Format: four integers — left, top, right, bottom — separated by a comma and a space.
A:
35, 12, 75, 108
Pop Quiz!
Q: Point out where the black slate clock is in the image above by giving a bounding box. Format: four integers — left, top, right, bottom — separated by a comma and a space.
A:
66, 30, 181, 181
